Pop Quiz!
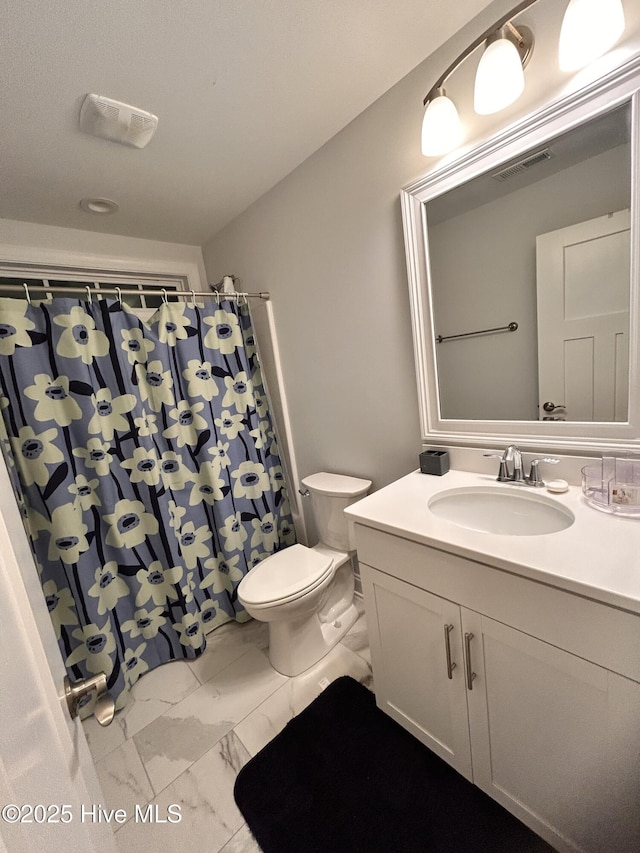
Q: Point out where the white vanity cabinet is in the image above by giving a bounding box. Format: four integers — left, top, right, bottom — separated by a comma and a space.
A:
356, 524, 640, 853
362, 568, 473, 778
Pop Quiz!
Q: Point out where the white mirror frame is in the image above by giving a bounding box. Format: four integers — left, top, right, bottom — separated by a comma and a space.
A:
402, 54, 640, 454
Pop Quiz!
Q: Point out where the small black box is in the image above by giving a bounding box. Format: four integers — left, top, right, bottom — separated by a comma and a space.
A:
419, 450, 450, 476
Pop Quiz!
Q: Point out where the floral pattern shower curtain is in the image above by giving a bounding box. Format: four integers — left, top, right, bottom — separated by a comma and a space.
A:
0, 296, 295, 709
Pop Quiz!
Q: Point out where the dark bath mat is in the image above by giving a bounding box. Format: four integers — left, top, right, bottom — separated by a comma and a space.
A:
234, 675, 553, 853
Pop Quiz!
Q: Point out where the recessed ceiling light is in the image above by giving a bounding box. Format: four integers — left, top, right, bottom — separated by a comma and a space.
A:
79, 197, 119, 215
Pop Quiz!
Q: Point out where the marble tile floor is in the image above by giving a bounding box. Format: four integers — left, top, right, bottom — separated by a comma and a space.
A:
83, 602, 372, 852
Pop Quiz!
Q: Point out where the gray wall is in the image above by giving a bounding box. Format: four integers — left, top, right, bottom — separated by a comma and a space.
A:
201, 0, 640, 503
0, 218, 207, 286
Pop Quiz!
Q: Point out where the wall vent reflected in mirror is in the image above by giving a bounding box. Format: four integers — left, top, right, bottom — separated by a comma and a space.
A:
492, 148, 553, 182
401, 57, 640, 453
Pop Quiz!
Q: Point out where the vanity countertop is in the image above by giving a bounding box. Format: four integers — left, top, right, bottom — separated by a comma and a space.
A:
345, 469, 640, 615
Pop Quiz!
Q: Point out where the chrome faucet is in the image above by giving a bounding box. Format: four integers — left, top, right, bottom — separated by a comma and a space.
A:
505, 444, 524, 482
484, 444, 523, 483
484, 445, 559, 486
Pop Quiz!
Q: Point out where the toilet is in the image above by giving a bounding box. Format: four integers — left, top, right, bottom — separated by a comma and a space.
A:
237, 472, 371, 676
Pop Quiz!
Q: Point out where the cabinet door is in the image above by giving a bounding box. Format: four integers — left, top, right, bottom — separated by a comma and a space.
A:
361, 564, 472, 779
464, 611, 640, 853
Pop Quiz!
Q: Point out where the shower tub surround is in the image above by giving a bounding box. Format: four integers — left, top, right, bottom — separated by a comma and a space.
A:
82, 607, 371, 852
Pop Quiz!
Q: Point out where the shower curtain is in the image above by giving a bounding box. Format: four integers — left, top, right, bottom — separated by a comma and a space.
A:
0, 296, 295, 709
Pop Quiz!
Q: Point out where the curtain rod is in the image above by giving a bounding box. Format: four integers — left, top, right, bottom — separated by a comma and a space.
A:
3, 283, 270, 302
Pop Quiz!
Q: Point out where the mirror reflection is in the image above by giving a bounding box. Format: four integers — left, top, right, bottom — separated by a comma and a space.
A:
426, 101, 631, 422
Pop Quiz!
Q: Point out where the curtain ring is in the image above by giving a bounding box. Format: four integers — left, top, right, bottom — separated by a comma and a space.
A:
115, 286, 122, 306
190, 289, 196, 307
85, 285, 92, 302
162, 288, 168, 304
23, 282, 31, 304
215, 290, 221, 307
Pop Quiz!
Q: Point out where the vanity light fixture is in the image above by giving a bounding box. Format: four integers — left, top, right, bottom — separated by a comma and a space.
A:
421, 88, 464, 157
421, 0, 626, 157
559, 0, 626, 71
474, 23, 533, 115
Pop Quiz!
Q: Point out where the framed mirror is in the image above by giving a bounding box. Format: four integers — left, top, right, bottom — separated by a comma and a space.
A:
401, 55, 640, 453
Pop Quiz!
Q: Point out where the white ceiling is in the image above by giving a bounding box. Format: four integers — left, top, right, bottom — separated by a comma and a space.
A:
1, 1, 492, 246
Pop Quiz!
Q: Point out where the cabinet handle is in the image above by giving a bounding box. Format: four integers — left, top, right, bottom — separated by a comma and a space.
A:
464, 632, 477, 690
443, 623, 456, 679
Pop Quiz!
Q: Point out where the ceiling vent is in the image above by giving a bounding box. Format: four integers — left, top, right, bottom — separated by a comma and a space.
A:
79, 94, 158, 149
492, 148, 553, 181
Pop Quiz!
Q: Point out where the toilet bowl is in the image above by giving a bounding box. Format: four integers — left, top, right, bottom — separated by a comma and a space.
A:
237, 472, 371, 676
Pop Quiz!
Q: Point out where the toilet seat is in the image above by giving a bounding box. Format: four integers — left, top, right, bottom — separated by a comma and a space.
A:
239, 543, 334, 607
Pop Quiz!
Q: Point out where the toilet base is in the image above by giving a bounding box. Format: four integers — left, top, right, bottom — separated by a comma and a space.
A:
268, 600, 359, 676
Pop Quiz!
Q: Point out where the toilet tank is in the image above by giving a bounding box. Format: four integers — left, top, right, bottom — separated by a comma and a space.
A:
300, 472, 371, 550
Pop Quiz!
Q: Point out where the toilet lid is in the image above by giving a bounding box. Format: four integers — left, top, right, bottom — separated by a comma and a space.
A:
301, 472, 372, 497
239, 544, 334, 606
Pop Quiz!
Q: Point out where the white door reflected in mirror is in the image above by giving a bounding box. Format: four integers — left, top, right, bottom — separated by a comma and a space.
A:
536, 210, 630, 422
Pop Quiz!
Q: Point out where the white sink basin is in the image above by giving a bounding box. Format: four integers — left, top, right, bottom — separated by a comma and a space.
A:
427, 486, 574, 536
